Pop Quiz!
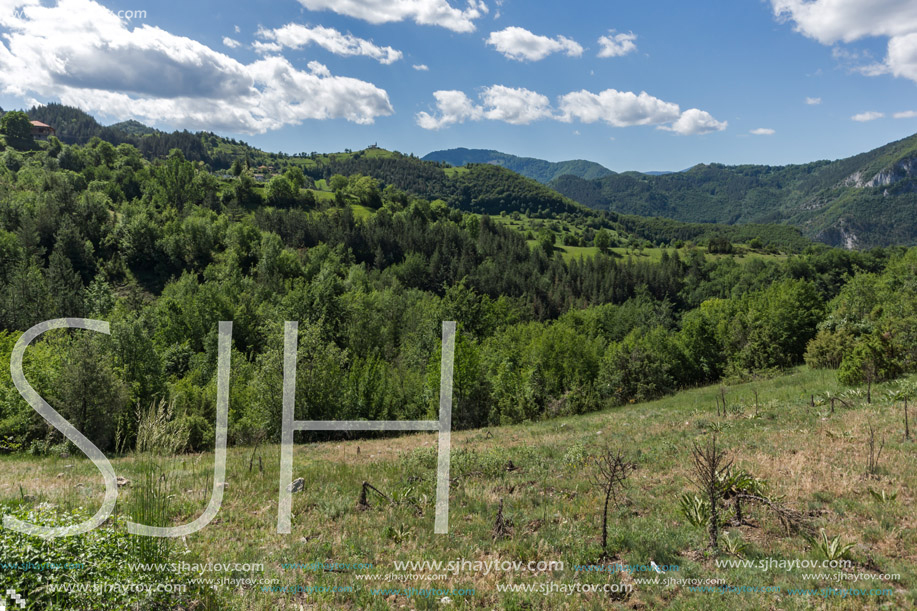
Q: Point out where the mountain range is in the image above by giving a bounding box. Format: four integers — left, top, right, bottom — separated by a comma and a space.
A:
426, 138, 917, 249
9, 103, 917, 249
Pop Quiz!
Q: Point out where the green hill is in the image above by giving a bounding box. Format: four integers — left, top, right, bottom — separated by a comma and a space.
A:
15, 103, 811, 252
549, 133, 917, 249
423, 147, 615, 183
304, 153, 812, 252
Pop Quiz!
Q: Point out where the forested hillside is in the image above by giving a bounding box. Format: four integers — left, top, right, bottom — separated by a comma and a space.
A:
0, 105, 911, 461
422, 147, 614, 183
549, 133, 917, 248
12, 105, 814, 251
295, 151, 812, 251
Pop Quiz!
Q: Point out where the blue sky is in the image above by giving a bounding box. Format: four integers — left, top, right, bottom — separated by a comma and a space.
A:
1, 0, 916, 171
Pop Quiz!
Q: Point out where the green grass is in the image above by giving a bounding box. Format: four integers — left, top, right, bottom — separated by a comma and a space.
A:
558, 244, 600, 261
1, 367, 914, 609
351, 204, 374, 221
491, 214, 788, 263
309, 189, 336, 202
443, 167, 470, 178
608, 247, 788, 264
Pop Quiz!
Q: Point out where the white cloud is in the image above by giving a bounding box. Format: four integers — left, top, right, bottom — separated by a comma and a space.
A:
557, 89, 681, 127
412, 63, 429, 71
887, 32, 917, 81
480, 85, 552, 124
772, 0, 917, 83
894, 110, 917, 118
0, 0, 393, 132
750, 127, 776, 135
234, 25, 241, 34
805, 96, 822, 105
851, 111, 884, 122
252, 41, 282, 54
416, 85, 550, 129
256, 24, 403, 64
417, 84, 725, 134
660, 108, 728, 135
597, 30, 637, 58
295, 0, 487, 33
222, 36, 241, 49
772, 0, 917, 44
485, 26, 583, 61
416, 90, 482, 129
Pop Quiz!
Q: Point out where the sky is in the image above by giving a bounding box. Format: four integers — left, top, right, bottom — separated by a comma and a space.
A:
0, 0, 916, 172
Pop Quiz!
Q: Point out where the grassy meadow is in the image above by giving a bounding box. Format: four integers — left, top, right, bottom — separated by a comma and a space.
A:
1, 366, 914, 609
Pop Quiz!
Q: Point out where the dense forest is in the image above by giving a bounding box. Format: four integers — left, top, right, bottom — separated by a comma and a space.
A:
547, 133, 917, 248
0, 106, 911, 460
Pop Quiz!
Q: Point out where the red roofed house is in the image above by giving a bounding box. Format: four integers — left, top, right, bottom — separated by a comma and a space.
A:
30, 121, 55, 140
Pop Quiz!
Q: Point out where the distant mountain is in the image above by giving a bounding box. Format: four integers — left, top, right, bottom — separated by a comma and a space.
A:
422, 148, 615, 184
310, 152, 811, 252
550, 134, 917, 249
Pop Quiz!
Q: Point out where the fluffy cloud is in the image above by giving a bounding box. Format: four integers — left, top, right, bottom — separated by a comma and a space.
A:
887, 32, 917, 81
851, 111, 884, 121
413, 63, 430, 71
251, 41, 282, 54
485, 26, 582, 61
417, 85, 725, 134
805, 96, 822, 105
772, 0, 917, 83
894, 110, 917, 118
597, 30, 637, 58
772, 0, 917, 44
416, 86, 551, 129
222, 37, 242, 49
0, 0, 393, 132
557, 89, 680, 126
659, 108, 728, 135
416, 90, 482, 129
750, 127, 776, 135
295, 0, 487, 33
480, 85, 553, 124
256, 24, 403, 64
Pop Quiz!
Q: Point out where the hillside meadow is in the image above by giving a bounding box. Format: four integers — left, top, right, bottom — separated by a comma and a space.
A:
0, 108, 915, 610
1, 367, 914, 610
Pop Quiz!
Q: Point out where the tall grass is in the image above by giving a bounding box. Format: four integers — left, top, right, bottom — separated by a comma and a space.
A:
125, 399, 188, 564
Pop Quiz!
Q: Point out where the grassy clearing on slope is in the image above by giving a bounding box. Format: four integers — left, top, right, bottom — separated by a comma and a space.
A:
0, 367, 914, 609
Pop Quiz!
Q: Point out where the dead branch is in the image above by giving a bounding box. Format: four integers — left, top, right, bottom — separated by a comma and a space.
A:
735, 493, 815, 536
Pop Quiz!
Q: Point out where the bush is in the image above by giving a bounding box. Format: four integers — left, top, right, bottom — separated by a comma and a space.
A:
805, 328, 855, 369
837, 334, 901, 387
599, 326, 686, 405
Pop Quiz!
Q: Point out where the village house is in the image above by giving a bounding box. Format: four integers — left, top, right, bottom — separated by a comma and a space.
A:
29, 121, 55, 140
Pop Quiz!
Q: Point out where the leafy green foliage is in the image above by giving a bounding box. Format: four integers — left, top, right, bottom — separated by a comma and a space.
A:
0, 504, 199, 610
0, 111, 34, 151
809, 529, 855, 561
680, 493, 710, 528
867, 488, 898, 503
0, 105, 909, 455
720, 531, 748, 557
